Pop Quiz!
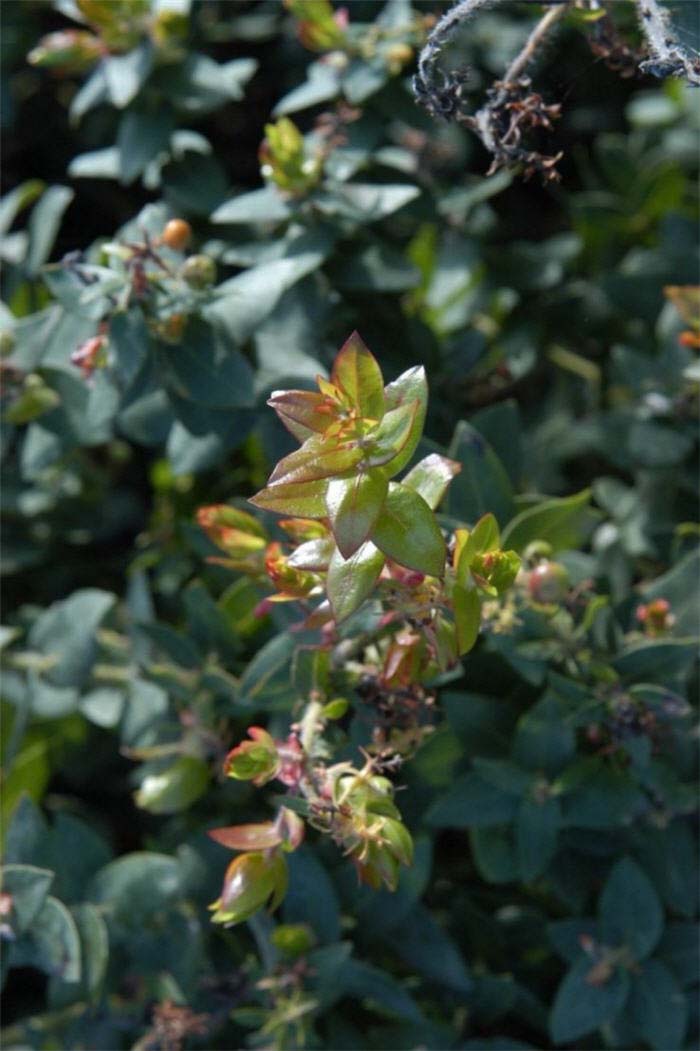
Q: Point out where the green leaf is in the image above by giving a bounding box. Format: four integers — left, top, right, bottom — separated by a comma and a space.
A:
599, 857, 663, 960
79, 687, 125, 729
657, 923, 700, 987
0, 864, 54, 933
426, 773, 519, 828
317, 182, 420, 222
0, 180, 44, 239
76, 903, 109, 999
371, 483, 446, 577
634, 822, 697, 918
559, 758, 646, 829
512, 691, 576, 777
26, 185, 74, 276
364, 401, 419, 473
163, 318, 254, 408
68, 146, 120, 180
273, 63, 340, 116
548, 919, 600, 964
211, 185, 292, 224
4, 379, 60, 424
382, 366, 427, 476
446, 421, 515, 526
501, 489, 592, 553
103, 43, 153, 108
207, 233, 333, 345
471, 399, 523, 486
402, 453, 461, 510
550, 957, 630, 1044
249, 478, 328, 518
338, 959, 424, 1023
326, 472, 388, 558
612, 639, 698, 684
238, 632, 298, 708
283, 848, 341, 944
24, 895, 82, 983
29, 589, 116, 688
88, 852, 185, 927
117, 108, 174, 184
134, 757, 210, 815
328, 242, 421, 292
453, 583, 481, 656
516, 797, 561, 881
385, 903, 472, 994
327, 541, 385, 622
331, 331, 385, 419
638, 547, 700, 636
469, 826, 517, 884
627, 959, 687, 1051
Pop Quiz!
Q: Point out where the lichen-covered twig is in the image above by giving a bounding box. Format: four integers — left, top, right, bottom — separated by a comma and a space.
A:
472, 1, 569, 180
413, 0, 496, 120
414, 1, 571, 181
413, 0, 700, 183
636, 0, 700, 87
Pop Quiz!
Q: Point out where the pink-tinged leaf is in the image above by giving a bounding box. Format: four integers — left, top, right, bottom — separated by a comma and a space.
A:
286, 535, 335, 571
453, 583, 481, 655
269, 439, 364, 486
326, 541, 385, 622
267, 389, 334, 442
361, 401, 419, 474
371, 482, 446, 577
208, 823, 283, 851
381, 365, 428, 474
402, 453, 461, 510
325, 471, 388, 558
331, 331, 385, 419
249, 479, 328, 518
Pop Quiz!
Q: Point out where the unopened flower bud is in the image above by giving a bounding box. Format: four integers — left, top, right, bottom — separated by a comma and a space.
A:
224, 727, 279, 786
209, 850, 288, 925
636, 598, 674, 636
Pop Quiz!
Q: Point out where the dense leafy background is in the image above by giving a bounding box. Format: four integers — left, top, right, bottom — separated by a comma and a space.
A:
1, 1, 698, 1049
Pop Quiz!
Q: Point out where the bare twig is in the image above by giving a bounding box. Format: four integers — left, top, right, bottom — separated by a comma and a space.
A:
635, 0, 700, 87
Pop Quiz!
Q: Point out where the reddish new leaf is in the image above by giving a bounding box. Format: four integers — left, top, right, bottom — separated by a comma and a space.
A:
208, 823, 282, 851
249, 479, 328, 518
269, 440, 364, 486
267, 389, 334, 442
331, 331, 385, 420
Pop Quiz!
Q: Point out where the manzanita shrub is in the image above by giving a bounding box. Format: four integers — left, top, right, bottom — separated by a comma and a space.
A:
201, 333, 519, 917
1, 1, 698, 1050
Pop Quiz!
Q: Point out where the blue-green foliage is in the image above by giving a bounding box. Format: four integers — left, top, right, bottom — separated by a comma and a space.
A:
1, 1, 698, 1048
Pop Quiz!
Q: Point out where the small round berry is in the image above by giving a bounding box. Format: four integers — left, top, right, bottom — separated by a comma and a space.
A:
528, 561, 569, 604
180, 254, 217, 289
160, 218, 192, 251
